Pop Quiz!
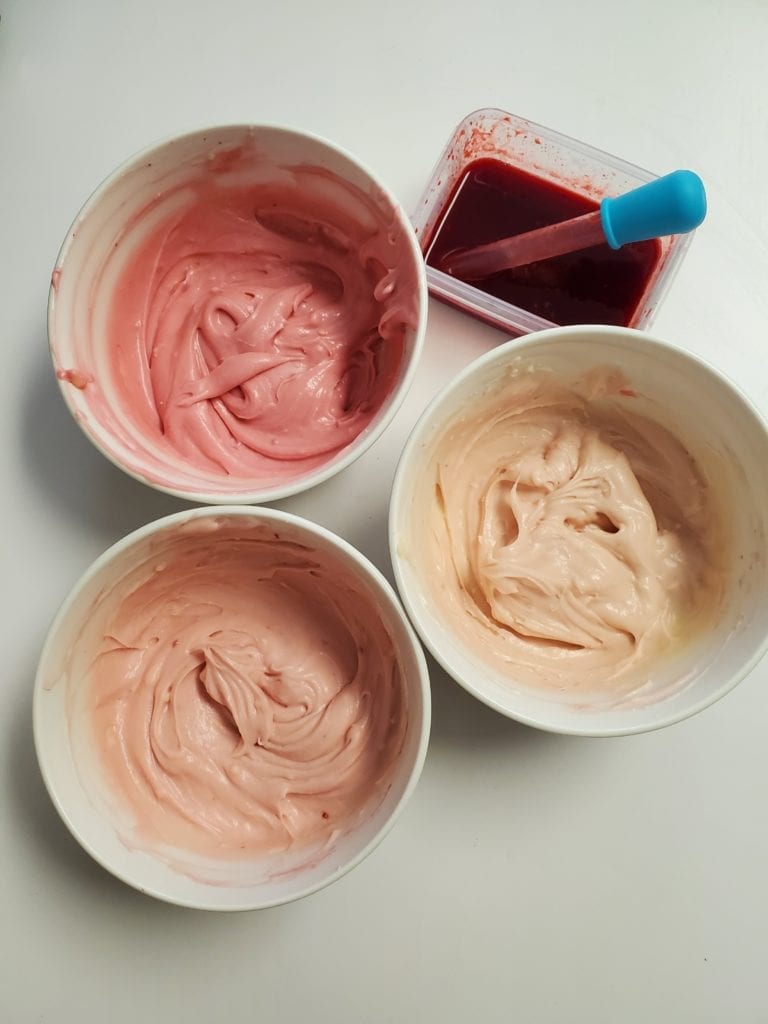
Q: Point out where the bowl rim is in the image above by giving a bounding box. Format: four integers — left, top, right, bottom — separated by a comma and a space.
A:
33, 505, 432, 910
47, 122, 429, 506
389, 323, 768, 738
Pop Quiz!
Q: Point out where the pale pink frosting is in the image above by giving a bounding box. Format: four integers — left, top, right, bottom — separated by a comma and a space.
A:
57, 148, 419, 491
88, 520, 407, 859
407, 368, 724, 697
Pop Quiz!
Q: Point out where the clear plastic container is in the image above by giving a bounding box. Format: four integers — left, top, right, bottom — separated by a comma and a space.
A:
412, 108, 694, 336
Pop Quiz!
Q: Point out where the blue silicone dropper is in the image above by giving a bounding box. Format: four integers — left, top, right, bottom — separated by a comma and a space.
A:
601, 170, 706, 248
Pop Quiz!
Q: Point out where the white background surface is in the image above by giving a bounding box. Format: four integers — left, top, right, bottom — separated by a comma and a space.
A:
2, 1, 767, 1020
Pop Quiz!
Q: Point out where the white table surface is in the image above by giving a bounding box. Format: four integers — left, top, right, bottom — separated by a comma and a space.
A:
2, 1, 768, 1020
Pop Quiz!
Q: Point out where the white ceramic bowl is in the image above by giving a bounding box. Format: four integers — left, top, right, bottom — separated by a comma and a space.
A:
48, 124, 427, 504
34, 507, 430, 910
390, 325, 768, 736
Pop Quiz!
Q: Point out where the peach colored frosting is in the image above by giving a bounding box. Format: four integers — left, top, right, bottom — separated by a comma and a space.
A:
409, 368, 724, 697
88, 520, 407, 859
61, 150, 418, 491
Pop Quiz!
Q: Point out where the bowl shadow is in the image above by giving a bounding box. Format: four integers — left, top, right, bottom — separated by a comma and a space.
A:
22, 343, 191, 546
425, 652, 577, 756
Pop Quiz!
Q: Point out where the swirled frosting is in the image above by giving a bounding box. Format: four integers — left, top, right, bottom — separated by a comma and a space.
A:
408, 367, 724, 697
99, 153, 418, 487
88, 520, 407, 859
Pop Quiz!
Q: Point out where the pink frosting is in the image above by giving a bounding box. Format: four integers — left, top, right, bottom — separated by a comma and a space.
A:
56, 368, 92, 390
56, 148, 419, 492
87, 520, 407, 860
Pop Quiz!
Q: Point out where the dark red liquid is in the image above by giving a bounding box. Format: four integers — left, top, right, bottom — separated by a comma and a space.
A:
425, 159, 662, 327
